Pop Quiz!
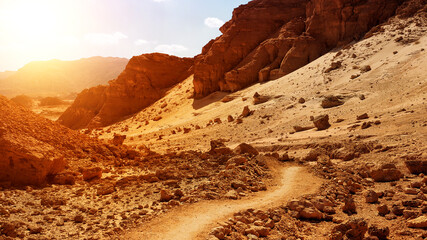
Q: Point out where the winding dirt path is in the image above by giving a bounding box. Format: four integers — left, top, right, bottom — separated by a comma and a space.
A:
124, 162, 322, 240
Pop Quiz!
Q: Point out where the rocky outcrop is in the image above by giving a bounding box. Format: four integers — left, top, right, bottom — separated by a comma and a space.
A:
0, 136, 65, 186
193, 0, 406, 98
58, 85, 107, 130
0, 95, 126, 186
58, 53, 193, 129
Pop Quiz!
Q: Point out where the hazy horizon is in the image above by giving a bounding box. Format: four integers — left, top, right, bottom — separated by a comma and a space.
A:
0, 0, 250, 72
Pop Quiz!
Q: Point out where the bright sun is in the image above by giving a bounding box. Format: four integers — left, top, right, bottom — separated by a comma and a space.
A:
1, 0, 61, 42
0, 0, 81, 67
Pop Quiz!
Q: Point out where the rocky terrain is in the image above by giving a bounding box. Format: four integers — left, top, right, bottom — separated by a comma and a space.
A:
0, 99, 271, 239
0, 94, 273, 238
99, 2, 426, 239
0, 95, 130, 186
0, 57, 128, 98
1, 0, 427, 240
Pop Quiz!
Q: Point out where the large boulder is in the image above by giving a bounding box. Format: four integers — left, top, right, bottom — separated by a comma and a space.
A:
193, 0, 308, 97
368, 225, 390, 240
312, 114, 331, 130
287, 199, 325, 220
59, 53, 193, 129
193, 0, 405, 98
405, 160, 427, 174
56, 85, 107, 130
331, 218, 368, 240
408, 216, 427, 228
369, 164, 402, 182
364, 190, 379, 203
0, 139, 65, 186
321, 95, 344, 108
233, 143, 259, 156
298, 207, 324, 220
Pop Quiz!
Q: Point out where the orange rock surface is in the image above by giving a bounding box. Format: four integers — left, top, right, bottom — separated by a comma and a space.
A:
193, 0, 404, 98
58, 53, 193, 129
0, 96, 121, 186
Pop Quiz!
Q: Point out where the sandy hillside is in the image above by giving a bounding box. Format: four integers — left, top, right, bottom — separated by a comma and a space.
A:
97, 16, 427, 154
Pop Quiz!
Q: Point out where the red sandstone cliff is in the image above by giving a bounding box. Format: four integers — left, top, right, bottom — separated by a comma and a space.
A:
58, 53, 193, 129
193, 0, 412, 98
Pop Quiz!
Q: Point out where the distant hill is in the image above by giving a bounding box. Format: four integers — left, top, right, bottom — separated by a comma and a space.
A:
0, 57, 128, 97
0, 71, 16, 80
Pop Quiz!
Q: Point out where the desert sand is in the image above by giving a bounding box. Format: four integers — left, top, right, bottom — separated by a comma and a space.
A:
0, 1, 426, 240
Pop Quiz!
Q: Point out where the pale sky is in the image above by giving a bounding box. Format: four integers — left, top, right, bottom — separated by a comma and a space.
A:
0, 0, 250, 71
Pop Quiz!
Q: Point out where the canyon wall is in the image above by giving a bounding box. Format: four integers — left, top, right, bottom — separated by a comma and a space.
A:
193, 0, 405, 98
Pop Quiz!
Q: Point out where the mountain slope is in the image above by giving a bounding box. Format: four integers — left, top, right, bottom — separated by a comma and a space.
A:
193, 0, 408, 98
0, 57, 128, 97
58, 53, 193, 129
97, 12, 427, 156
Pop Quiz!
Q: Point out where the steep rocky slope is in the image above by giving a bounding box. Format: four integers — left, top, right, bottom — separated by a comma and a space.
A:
0, 57, 128, 97
0, 95, 132, 186
193, 0, 416, 98
58, 53, 193, 129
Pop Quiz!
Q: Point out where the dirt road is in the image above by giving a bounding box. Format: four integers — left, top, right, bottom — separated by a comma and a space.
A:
124, 162, 322, 240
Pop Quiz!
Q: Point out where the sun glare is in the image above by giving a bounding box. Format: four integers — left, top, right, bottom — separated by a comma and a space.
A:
1, 1, 63, 42
0, 0, 81, 66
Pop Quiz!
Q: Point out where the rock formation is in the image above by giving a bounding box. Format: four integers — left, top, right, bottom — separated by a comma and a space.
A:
0, 95, 124, 186
58, 53, 193, 129
58, 85, 107, 130
193, 0, 405, 98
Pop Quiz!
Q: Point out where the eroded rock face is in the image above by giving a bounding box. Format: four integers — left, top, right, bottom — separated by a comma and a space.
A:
58, 85, 107, 130
0, 97, 64, 185
193, 0, 404, 98
59, 53, 193, 129
0, 139, 65, 186
0, 96, 125, 186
